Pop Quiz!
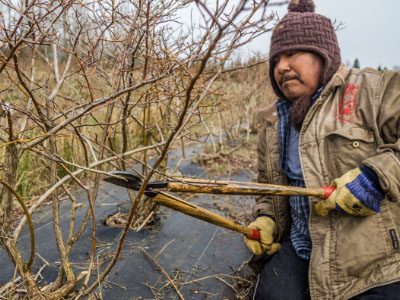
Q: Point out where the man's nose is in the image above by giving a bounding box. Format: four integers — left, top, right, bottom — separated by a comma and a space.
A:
275, 56, 291, 74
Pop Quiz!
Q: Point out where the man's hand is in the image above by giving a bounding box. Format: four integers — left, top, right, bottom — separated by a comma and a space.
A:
315, 167, 384, 217
244, 216, 281, 255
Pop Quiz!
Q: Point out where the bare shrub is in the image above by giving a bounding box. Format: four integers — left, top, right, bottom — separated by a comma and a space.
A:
0, 0, 282, 298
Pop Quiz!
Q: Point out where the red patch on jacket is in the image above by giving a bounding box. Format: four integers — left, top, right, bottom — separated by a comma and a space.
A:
337, 83, 359, 123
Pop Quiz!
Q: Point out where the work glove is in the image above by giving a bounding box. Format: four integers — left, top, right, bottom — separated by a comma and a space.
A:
315, 166, 384, 217
244, 216, 281, 256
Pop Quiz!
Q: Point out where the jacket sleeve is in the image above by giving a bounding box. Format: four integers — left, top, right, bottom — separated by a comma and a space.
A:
253, 122, 276, 218
362, 71, 400, 201
253, 118, 291, 240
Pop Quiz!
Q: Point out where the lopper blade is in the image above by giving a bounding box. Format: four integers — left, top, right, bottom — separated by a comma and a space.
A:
103, 171, 142, 190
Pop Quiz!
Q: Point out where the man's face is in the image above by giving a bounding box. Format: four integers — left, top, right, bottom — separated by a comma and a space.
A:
273, 51, 323, 101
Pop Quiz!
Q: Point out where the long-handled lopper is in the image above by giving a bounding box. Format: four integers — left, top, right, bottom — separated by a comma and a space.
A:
103, 171, 336, 241
104, 171, 336, 200
103, 172, 262, 240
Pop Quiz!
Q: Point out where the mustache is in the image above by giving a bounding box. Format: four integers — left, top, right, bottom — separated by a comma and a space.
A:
279, 74, 302, 86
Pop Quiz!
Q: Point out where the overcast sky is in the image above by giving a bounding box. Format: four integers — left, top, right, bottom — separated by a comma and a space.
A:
246, 0, 400, 69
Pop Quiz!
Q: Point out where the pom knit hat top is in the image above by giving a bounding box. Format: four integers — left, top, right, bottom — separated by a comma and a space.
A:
269, 0, 341, 99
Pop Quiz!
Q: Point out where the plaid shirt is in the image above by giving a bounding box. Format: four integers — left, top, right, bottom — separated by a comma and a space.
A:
276, 87, 324, 260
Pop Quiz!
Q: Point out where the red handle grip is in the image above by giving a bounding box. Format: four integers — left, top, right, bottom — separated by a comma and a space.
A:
248, 228, 261, 241
322, 186, 336, 199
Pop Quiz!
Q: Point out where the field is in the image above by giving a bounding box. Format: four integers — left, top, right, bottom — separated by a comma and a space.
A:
0, 1, 278, 298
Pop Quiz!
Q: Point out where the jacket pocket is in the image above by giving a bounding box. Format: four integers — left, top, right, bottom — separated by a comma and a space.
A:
326, 127, 376, 178
334, 213, 391, 277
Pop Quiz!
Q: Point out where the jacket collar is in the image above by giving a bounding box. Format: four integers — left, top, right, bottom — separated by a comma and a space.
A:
320, 64, 350, 99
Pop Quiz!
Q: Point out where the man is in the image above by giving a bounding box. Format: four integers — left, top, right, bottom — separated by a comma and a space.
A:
243, 0, 400, 299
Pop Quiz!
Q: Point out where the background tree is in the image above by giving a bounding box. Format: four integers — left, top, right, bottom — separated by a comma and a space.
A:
353, 58, 360, 68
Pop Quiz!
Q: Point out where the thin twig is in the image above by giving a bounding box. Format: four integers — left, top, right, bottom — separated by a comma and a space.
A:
155, 239, 175, 259
141, 247, 185, 300
136, 211, 155, 232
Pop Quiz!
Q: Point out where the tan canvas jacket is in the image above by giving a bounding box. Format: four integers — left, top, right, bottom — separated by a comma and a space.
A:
255, 65, 400, 299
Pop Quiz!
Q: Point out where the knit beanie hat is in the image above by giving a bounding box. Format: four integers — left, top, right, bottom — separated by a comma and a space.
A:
269, 0, 341, 99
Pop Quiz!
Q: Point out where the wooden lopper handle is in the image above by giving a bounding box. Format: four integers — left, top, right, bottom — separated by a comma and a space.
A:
153, 192, 260, 241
